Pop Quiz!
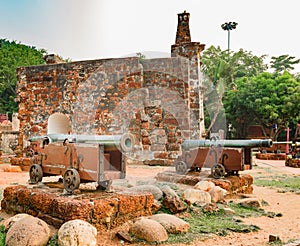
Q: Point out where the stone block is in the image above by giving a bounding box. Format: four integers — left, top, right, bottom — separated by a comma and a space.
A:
31, 191, 55, 214
51, 197, 92, 221
22, 158, 32, 166
150, 144, 166, 152
16, 188, 31, 206
167, 143, 180, 151
3, 166, 22, 173
10, 157, 20, 165
118, 194, 147, 215
93, 198, 118, 220
3, 185, 20, 202
153, 151, 168, 159
286, 158, 300, 168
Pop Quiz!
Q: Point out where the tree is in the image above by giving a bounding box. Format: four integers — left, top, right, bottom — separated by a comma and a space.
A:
0, 39, 47, 116
270, 55, 300, 73
201, 45, 268, 88
223, 71, 300, 140
202, 46, 268, 136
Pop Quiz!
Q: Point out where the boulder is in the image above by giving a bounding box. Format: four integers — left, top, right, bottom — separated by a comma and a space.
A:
116, 231, 134, 243
5, 215, 50, 246
126, 185, 163, 200
57, 219, 97, 246
194, 180, 215, 192
202, 203, 219, 213
152, 199, 162, 213
3, 213, 31, 230
161, 185, 186, 213
238, 198, 262, 208
209, 186, 227, 203
161, 185, 178, 197
129, 217, 168, 242
223, 207, 235, 215
162, 195, 186, 214
149, 213, 189, 234
182, 188, 211, 205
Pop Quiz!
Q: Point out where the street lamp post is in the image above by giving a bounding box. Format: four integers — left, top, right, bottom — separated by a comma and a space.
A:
221, 22, 238, 52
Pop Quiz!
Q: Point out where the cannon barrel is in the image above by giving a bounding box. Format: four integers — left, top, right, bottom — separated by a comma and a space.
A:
181, 139, 272, 150
272, 141, 292, 144
29, 133, 135, 153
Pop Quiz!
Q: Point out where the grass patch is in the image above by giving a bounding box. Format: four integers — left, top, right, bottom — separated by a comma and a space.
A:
47, 233, 58, 246
166, 204, 264, 244
0, 225, 6, 246
228, 202, 282, 218
254, 175, 300, 193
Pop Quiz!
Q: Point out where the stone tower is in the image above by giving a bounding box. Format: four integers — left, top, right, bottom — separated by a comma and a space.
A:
175, 11, 191, 44
171, 11, 206, 139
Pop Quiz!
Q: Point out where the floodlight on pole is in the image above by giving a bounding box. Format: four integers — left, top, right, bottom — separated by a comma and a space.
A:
221, 22, 238, 52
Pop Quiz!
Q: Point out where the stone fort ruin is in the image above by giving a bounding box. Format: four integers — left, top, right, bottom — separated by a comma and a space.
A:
15, 11, 206, 166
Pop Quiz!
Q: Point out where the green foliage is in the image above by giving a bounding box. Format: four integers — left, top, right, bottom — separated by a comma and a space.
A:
0, 225, 6, 246
202, 45, 267, 88
136, 52, 145, 63
202, 46, 268, 133
228, 202, 282, 218
47, 233, 58, 246
223, 72, 300, 139
271, 55, 300, 74
0, 39, 47, 115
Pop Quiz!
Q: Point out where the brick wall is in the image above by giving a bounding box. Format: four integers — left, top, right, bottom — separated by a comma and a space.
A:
15, 11, 206, 165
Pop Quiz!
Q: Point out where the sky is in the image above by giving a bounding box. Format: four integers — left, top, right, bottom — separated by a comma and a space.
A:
1, 0, 300, 72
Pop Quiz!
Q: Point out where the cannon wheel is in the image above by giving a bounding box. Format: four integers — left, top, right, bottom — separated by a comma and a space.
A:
211, 164, 226, 179
176, 161, 188, 175
29, 164, 43, 184
63, 168, 80, 193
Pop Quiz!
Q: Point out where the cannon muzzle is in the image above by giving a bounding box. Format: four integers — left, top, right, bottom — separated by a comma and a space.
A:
182, 139, 272, 151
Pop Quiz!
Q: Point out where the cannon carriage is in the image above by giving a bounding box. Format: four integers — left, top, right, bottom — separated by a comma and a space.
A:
175, 139, 272, 178
28, 133, 134, 193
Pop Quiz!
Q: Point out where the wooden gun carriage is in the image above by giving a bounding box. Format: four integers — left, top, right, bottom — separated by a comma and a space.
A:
175, 139, 272, 178
28, 133, 134, 192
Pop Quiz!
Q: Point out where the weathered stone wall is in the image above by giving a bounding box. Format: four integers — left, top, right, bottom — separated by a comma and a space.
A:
16, 56, 202, 165
15, 11, 206, 165
0, 131, 19, 155
1, 185, 154, 230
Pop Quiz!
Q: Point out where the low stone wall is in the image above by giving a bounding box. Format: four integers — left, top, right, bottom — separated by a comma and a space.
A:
155, 171, 253, 196
1, 185, 154, 231
285, 158, 300, 168
10, 157, 34, 171
256, 153, 286, 160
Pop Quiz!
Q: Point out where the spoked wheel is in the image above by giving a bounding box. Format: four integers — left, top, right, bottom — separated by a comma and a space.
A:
175, 161, 188, 175
63, 168, 80, 193
29, 164, 43, 184
211, 163, 226, 179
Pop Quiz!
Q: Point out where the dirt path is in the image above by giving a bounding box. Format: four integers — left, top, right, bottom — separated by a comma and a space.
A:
189, 185, 300, 246
1, 158, 300, 245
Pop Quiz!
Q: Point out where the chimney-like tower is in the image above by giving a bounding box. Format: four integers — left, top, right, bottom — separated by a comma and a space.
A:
171, 11, 205, 59
171, 11, 206, 140
175, 10, 191, 44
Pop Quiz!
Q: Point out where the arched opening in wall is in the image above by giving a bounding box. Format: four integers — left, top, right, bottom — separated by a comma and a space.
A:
47, 113, 71, 134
